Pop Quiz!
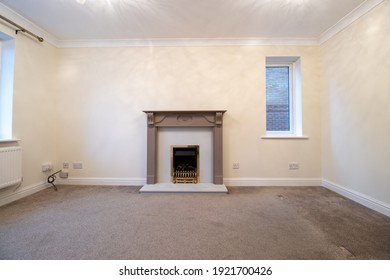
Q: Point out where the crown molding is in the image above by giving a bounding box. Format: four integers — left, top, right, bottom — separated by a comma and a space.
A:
1, 0, 385, 48
319, 0, 384, 44
56, 37, 320, 48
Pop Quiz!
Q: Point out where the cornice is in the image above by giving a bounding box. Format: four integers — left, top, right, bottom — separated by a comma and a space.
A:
319, 0, 384, 44
56, 37, 320, 48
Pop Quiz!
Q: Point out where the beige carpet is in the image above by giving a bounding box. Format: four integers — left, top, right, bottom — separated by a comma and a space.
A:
0, 185, 389, 260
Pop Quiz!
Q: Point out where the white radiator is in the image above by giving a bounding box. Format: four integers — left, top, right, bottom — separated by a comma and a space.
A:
0, 146, 22, 189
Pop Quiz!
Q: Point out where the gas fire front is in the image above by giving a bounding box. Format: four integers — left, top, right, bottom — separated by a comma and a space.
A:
171, 145, 199, 184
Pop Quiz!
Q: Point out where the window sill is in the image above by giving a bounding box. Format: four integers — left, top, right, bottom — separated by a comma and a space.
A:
0, 139, 21, 143
261, 135, 309, 139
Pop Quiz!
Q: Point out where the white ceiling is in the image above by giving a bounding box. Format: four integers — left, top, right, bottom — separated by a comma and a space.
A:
0, 0, 383, 47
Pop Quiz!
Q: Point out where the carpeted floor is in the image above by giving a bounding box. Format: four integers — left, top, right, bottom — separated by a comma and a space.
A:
0, 185, 389, 260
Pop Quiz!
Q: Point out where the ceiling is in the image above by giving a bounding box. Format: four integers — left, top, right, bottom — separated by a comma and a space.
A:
0, 0, 381, 47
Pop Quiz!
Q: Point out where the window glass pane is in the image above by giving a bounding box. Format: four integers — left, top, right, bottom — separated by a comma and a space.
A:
266, 66, 290, 131
0, 35, 15, 139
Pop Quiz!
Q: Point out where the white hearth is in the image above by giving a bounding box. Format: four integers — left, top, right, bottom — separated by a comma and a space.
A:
140, 183, 228, 193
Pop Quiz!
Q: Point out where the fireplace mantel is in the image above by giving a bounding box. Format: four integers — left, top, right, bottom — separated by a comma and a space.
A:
143, 110, 226, 184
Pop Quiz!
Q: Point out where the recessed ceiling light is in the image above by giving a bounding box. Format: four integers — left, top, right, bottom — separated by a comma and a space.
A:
76, 0, 87, 5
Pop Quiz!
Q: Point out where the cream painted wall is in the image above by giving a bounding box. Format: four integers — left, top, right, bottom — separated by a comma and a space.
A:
0, 24, 59, 199
321, 1, 390, 204
56, 45, 322, 182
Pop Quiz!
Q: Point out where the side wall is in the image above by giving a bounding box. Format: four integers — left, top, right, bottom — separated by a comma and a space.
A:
321, 1, 390, 213
0, 25, 59, 206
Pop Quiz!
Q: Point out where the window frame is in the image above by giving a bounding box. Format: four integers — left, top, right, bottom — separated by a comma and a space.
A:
264, 56, 304, 139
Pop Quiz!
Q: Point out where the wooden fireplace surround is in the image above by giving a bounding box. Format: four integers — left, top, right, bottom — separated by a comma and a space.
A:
143, 110, 226, 184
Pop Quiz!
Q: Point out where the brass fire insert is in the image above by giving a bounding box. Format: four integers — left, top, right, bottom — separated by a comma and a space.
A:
171, 145, 199, 184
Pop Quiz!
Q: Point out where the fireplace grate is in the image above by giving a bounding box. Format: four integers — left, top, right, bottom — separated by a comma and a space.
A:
173, 169, 198, 183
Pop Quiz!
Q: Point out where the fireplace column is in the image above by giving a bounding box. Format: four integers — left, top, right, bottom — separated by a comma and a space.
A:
146, 112, 157, 184
214, 112, 224, 184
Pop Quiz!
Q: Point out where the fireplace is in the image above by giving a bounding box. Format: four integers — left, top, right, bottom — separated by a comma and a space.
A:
171, 145, 199, 183
143, 110, 226, 185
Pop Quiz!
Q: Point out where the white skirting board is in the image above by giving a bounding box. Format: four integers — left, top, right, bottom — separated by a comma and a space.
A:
0, 181, 49, 207
224, 178, 323, 187
56, 177, 146, 186
57, 177, 322, 188
322, 179, 390, 217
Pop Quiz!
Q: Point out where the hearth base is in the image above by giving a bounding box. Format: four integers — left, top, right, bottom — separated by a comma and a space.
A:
139, 183, 228, 193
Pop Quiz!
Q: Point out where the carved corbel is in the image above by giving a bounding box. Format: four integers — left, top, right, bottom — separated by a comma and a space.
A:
215, 111, 223, 126
146, 112, 155, 126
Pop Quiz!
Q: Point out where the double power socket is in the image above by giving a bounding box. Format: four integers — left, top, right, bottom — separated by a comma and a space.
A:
63, 162, 83, 170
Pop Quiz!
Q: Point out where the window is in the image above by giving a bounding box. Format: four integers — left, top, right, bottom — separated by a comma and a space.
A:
265, 56, 302, 137
0, 32, 15, 140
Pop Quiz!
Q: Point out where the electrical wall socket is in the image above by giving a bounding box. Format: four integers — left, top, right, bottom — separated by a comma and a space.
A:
63, 162, 69, 169
73, 162, 83, 169
289, 162, 300, 170
233, 162, 240, 169
41, 163, 53, 172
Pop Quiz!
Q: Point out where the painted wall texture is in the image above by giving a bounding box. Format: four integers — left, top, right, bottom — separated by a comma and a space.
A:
56, 45, 322, 181
321, 0, 390, 204
0, 24, 59, 200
